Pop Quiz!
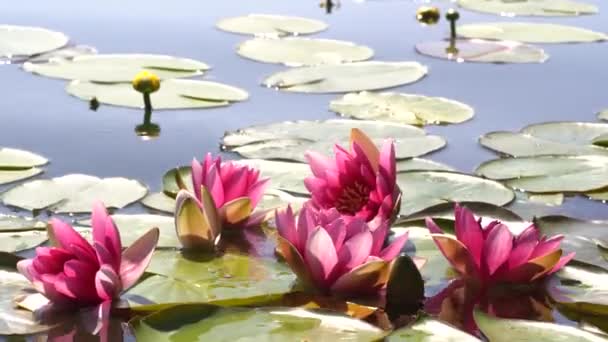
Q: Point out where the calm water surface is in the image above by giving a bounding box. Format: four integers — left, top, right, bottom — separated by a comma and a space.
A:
2, 0, 608, 221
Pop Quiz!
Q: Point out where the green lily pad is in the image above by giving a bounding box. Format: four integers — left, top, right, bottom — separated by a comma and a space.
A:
1, 174, 147, 213
237, 37, 373, 66
330, 91, 474, 126
535, 216, 608, 269
125, 250, 297, 305
66, 79, 248, 109
457, 0, 598, 17
142, 192, 176, 214
459, 22, 608, 44
0, 168, 43, 185
0, 147, 48, 169
396, 158, 454, 172
416, 39, 548, 64
216, 14, 328, 37
0, 215, 45, 232
480, 122, 608, 157
474, 310, 606, 341
23, 54, 210, 82
548, 263, 608, 316
223, 119, 446, 161
78, 214, 178, 248
401, 201, 523, 226
132, 305, 385, 341
397, 171, 515, 217
0, 230, 47, 253
263, 61, 428, 93
476, 155, 608, 193
0, 268, 52, 335
0, 25, 68, 59
527, 193, 565, 206
388, 317, 480, 341
598, 109, 608, 121
26, 45, 97, 63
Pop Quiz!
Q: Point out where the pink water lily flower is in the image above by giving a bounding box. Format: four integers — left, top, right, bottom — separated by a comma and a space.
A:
17, 202, 159, 310
175, 153, 270, 250
275, 202, 410, 296
426, 204, 574, 287
304, 128, 400, 229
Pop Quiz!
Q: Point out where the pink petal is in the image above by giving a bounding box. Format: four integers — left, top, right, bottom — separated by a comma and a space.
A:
91, 202, 122, 271
304, 178, 328, 202
350, 128, 380, 172
205, 165, 225, 207
49, 219, 96, 261
548, 252, 575, 275
95, 264, 122, 300
338, 230, 373, 270
93, 300, 112, 339
221, 166, 247, 203
425, 217, 444, 234
370, 220, 389, 255
325, 218, 347, 251
119, 228, 159, 290
530, 235, 564, 259
174, 190, 219, 251
305, 227, 338, 288
378, 140, 396, 185
379, 231, 409, 261
275, 206, 297, 245
191, 158, 203, 200
32, 247, 73, 275
305, 151, 334, 177
297, 205, 315, 252
508, 225, 538, 270
455, 204, 484, 268
247, 178, 269, 208
17, 259, 34, 282
483, 223, 513, 276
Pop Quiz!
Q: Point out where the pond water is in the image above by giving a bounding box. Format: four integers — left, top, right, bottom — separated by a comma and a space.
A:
2, 0, 608, 340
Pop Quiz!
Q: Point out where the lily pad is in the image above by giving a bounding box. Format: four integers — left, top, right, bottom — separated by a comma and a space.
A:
401, 201, 523, 226
26, 45, 97, 63
535, 216, 608, 269
1, 173, 147, 213
78, 214, 178, 248
396, 158, 454, 172
548, 263, 608, 316
457, 0, 598, 17
142, 192, 177, 214
330, 91, 474, 126
475, 155, 608, 193
458, 22, 608, 44
0, 230, 47, 253
396, 171, 515, 217
598, 109, 608, 121
67, 79, 248, 109
0, 147, 48, 169
0, 168, 43, 185
0, 25, 68, 59
216, 14, 328, 37
223, 119, 446, 161
237, 37, 373, 66
263, 61, 428, 93
388, 317, 480, 341
416, 39, 548, 64
0, 268, 51, 335
125, 250, 297, 305
474, 310, 606, 341
23, 54, 210, 82
0, 215, 45, 232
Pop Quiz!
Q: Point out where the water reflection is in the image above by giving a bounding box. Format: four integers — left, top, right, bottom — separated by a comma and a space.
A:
425, 279, 554, 336
134, 107, 161, 141
319, 0, 340, 14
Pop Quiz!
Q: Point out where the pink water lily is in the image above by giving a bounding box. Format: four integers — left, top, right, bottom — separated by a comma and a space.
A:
175, 153, 270, 250
275, 202, 410, 296
426, 204, 574, 286
17, 202, 159, 310
304, 128, 400, 229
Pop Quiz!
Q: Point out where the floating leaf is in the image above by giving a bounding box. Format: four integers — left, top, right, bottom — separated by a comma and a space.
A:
476, 155, 608, 193
237, 37, 373, 66
24, 54, 210, 82
0, 215, 45, 232
78, 214, 178, 248
549, 263, 608, 316
0, 168, 43, 186
480, 122, 608, 157
416, 39, 548, 64
142, 192, 176, 214
388, 317, 480, 341
401, 201, 524, 227
535, 216, 608, 269
330, 91, 474, 126
125, 250, 297, 305
26, 45, 97, 63
67, 79, 248, 109
459, 22, 607, 43
0, 268, 52, 335
0, 230, 47, 253
0, 25, 68, 59
1, 174, 147, 213
132, 305, 385, 341
599, 109, 608, 122
396, 158, 454, 172
263, 61, 428, 93
397, 171, 515, 217
527, 193, 564, 206
457, 0, 598, 17
216, 14, 327, 37
223, 119, 445, 161
474, 310, 606, 341
0, 147, 48, 169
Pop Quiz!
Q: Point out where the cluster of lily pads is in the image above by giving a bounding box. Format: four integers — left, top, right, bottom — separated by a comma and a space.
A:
0, 0, 607, 340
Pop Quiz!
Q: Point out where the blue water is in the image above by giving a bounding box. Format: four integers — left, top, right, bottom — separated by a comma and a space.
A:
1, 0, 608, 221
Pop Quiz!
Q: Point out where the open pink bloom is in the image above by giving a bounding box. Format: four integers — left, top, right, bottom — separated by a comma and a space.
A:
275, 202, 409, 295
304, 128, 400, 230
17, 202, 159, 309
425, 204, 574, 286
175, 153, 270, 250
